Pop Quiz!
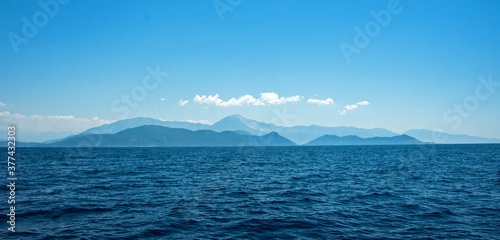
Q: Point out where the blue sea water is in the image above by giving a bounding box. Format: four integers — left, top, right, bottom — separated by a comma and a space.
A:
1, 145, 499, 239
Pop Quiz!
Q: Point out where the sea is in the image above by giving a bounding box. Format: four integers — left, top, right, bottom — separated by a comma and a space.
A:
1, 144, 499, 239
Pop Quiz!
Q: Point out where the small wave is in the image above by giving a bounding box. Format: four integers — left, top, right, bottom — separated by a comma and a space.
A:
18, 206, 114, 219
140, 228, 175, 237
226, 217, 317, 233
419, 208, 457, 218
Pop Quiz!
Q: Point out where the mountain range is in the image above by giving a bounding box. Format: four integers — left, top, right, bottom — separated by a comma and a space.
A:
72, 114, 499, 144
403, 129, 500, 144
4, 114, 499, 146
73, 114, 398, 145
35, 125, 422, 147
46, 125, 295, 147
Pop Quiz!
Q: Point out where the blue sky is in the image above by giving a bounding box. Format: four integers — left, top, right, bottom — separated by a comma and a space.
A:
1, 0, 500, 140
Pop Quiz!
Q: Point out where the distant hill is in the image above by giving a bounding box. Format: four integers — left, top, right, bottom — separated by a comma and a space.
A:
53, 117, 211, 143
305, 134, 424, 146
0, 141, 42, 147
404, 129, 500, 144
211, 115, 399, 144
201, 114, 398, 144
46, 125, 296, 147
62, 114, 399, 145
210, 114, 275, 135
18, 115, 500, 145
78, 117, 210, 135
276, 125, 398, 145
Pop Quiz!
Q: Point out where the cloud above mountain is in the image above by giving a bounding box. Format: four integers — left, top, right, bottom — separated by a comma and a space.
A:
188, 92, 341, 108
357, 101, 369, 106
185, 93, 368, 116
192, 92, 302, 107
178, 99, 189, 106
307, 98, 334, 106
339, 101, 370, 115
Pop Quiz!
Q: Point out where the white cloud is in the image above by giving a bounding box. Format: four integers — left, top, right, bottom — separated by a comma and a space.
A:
178, 99, 189, 106
160, 98, 166, 101
345, 104, 358, 111
221, 94, 262, 107
0, 102, 5, 107
339, 100, 369, 115
193, 94, 223, 106
357, 101, 369, 106
259, 92, 302, 105
0, 111, 25, 119
186, 119, 212, 125
307, 98, 334, 106
192, 92, 302, 107
0, 111, 112, 133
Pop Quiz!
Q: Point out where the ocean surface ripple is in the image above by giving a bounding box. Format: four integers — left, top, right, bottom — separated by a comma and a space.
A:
2, 145, 499, 239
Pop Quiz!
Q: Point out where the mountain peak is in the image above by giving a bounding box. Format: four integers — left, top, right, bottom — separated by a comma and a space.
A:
263, 131, 280, 137
223, 114, 248, 121
227, 114, 244, 118
215, 114, 250, 124
211, 114, 273, 135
